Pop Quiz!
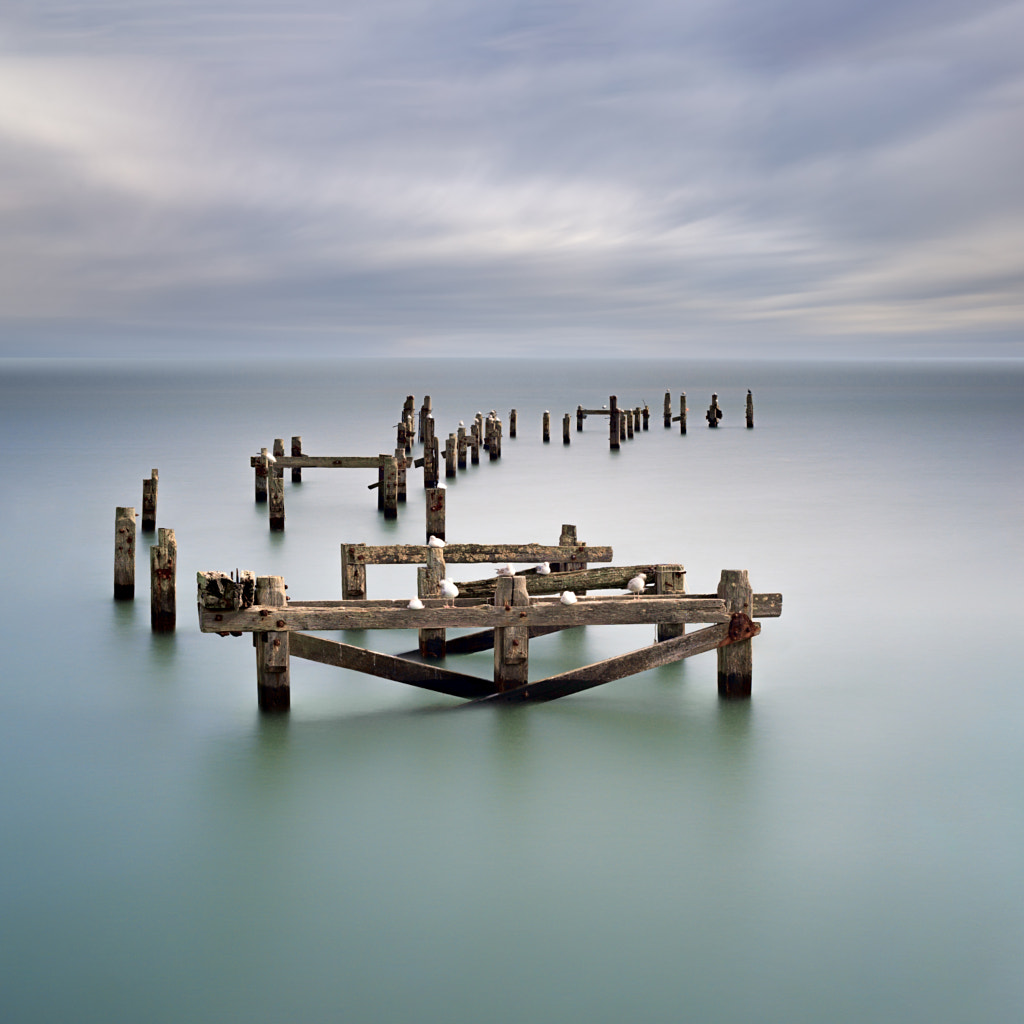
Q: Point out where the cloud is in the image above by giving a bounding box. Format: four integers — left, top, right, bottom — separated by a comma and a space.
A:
1, 0, 1022, 357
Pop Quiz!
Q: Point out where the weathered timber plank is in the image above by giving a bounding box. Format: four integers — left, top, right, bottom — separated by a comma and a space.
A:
340, 543, 613, 566
199, 595, 730, 633
477, 622, 755, 703
684, 592, 782, 618
289, 633, 493, 699
249, 455, 383, 469
396, 624, 568, 658
452, 564, 662, 598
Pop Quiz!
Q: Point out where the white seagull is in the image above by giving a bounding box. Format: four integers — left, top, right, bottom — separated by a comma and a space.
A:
495, 564, 514, 577
626, 573, 647, 599
428, 535, 445, 548
559, 590, 578, 605
407, 598, 424, 610
439, 579, 459, 607
534, 562, 551, 575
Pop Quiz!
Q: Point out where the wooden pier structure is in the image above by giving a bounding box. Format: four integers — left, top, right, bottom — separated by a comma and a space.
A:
198, 527, 781, 710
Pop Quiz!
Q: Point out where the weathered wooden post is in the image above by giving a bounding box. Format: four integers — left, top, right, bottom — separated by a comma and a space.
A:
474, 413, 484, 450
664, 391, 672, 428
418, 546, 446, 658
509, 409, 517, 439
291, 437, 303, 482
494, 417, 502, 458
426, 487, 446, 542
255, 575, 289, 712
619, 410, 627, 442
445, 434, 457, 479
141, 469, 158, 532
718, 570, 753, 698
655, 565, 686, 642
419, 396, 432, 443
551, 523, 587, 591
114, 506, 136, 599
642, 405, 650, 430
488, 417, 500, 461
609, 396, 620, 450
577, 405, 584, 431
706, 394, 722, 428
494, 575, 530, 690
150, 527, 177, 632
746, 390, 754, 428
626, 409, 634, 439
383, 455, 399, 519
562, 413, 571, 444
255, 448, 269, 502
395, 447, 408, 502
542, 411, 551, 443
457, 425, 468, 469
679, 393, 687, 435
269, 449, 285, 531
424, 435, 440, 488
469, 423, 481, 464
341, 545, 367, 599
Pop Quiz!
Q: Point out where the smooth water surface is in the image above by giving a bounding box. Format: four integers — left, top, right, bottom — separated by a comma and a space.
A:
1, 358, 1021, 1023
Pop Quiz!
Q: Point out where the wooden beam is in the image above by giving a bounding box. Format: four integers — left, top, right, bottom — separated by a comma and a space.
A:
249, 455, 383, 469
199, 594, 732, 633
339, 542, 613, 566
289, 633, 493, 700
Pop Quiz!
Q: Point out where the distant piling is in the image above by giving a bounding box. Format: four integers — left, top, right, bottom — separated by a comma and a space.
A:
141, 469, 158, 532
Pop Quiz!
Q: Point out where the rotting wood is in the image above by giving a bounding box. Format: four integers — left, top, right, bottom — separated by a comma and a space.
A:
746, 390, 754, 428
425, 487, 445, 543
249, 454, 384, 469
418, 545, 446, 658
563, 413, 571, 444
341, 545, 367, 600
255, 576, 289, 712
150, 527, 177, 632
663, 391, 672, 428
718, 569, 753, 698
114, 506, 136, 600
655, 565, 687, 642
494, 575, 530, 690
338, 542, 612, 566
509, 409, 517, 439
269, 446, 285, 531
141, 469, 158, 532
291, 437, 303, 482
609, 396, 620, 450
255, 448, 269, 501
543, 411, 551, 443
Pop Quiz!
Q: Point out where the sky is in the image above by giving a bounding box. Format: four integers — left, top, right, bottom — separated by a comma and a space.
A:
1, 0, 1022, 359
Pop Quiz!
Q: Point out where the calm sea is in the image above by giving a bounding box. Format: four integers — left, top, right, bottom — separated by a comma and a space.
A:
1, 357, 1022, 1023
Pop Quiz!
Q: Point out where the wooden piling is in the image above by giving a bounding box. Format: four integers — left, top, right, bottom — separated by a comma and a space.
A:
457, 425, 468, 469
419, 396, 432, 443
609, 396, 620, 450
551, 523, 587, 591
542, 411, 551, 443
269, 453, 285, 531
626, 409, 634, 439
664, 391, 672, 428
418, 547, 446, 658
341, 545, 367, 599
679, 393, 687, 435
563, 413, 571, 444
746, 390, 754, 428
395, 448, 408, 502
619, 410, 627, 442
469, 423, 480, 464
494, 576, 530, 690
255, 576, 289, 712
255, 448, 269, 502
114, 506, 136, 600
474, 413, 484, 450
424, 435, 440, 488
717, 570, 753, 698
141, 469, 158, 532
655, 565, 687, 642
577, 405, 585, 431
291, 437, 303, 482
426, 487, 446, 543
509, 409, 517, 439
383, 455, 399, 519
150, 527, 177, 632
706, 394, 722, 428
642, 405, 650, 430
442, 434, 456, 479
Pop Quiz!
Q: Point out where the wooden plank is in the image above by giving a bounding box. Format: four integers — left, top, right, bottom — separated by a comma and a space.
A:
199, 595, 731, 633
396, 624, 568, 658
476, 622, 752, 703
338, 543, 613, 566
289, 633, 493, 700
249, 455, 383, 469
453, 563, 660, 598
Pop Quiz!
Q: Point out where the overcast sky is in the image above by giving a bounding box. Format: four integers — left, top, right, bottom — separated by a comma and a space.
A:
2, 0, 1022, 358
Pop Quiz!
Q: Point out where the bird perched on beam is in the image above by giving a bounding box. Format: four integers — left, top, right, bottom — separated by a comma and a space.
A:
559, 591, 577, 605
496, 564, 514, 577
428, 535, 445, 548
439, 579, 459, 607
626, 573, 647, 599
534, 562, 551, 575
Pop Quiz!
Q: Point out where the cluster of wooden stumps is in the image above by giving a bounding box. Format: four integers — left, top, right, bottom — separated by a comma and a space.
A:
251, 397, 511, 530
661, 390, 755, 434
113, 468, 178, 632
198, 522, 781, 712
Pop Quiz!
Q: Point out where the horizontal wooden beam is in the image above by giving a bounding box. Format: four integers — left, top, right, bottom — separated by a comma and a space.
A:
453, 564, 665, 597
289, 633, 493, 699
341, 542, 613, 566
474, 622, 754, 703
396, 624, 570, 658
249, 455, 383, 469
200, 594, 731, 633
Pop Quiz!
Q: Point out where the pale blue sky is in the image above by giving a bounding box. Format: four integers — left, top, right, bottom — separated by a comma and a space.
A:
2, 0, 1022, 357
